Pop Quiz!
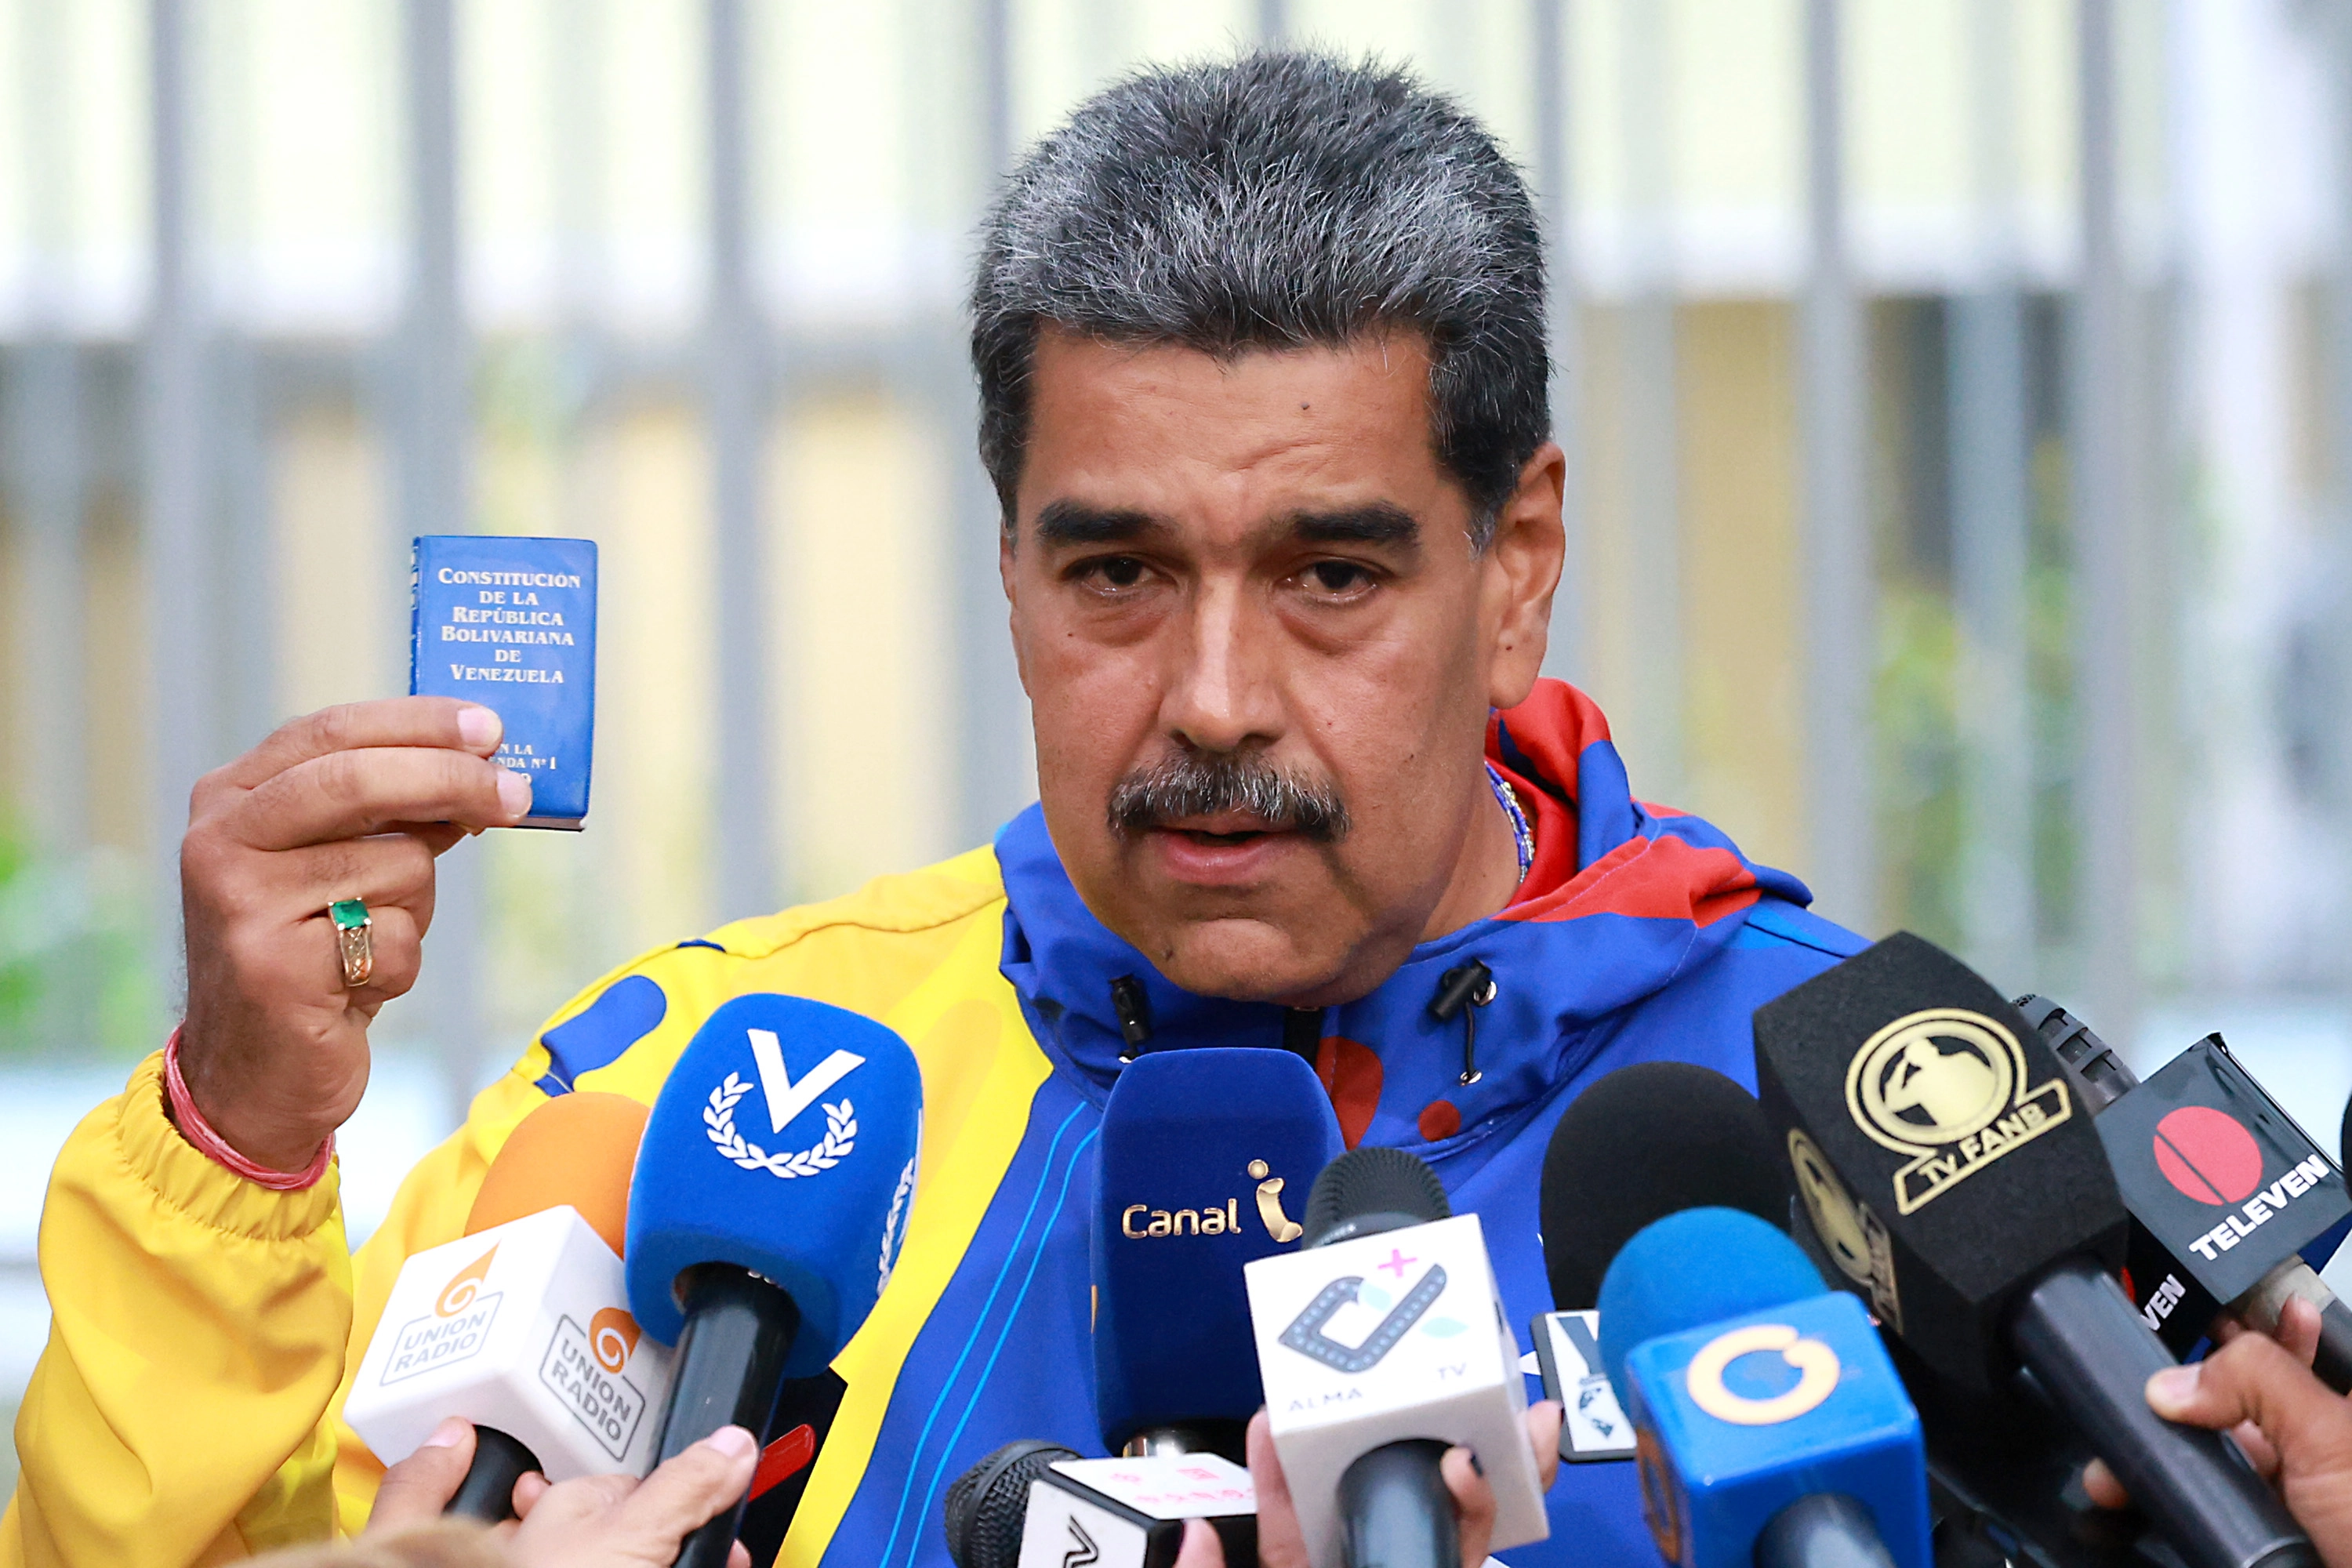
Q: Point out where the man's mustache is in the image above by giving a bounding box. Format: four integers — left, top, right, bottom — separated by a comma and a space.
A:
1107, 752, 1352, 844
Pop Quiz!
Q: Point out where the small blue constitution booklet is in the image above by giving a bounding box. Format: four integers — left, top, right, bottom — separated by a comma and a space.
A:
410, 535, 597, 829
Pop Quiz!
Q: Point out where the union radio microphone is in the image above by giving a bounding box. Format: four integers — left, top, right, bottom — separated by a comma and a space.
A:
343, 1091, 667, 1520
2016, 996, 2352, 1387
1244, 1147, 1548, 1568
1597, 1207, 1931, 1568
626, 994, 923, 1568
1534, 1062, 1790, 1464
1755, 934, 2314, 1568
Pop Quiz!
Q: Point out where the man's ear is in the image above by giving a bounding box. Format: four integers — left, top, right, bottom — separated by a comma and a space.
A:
1483, 441, 1568, 710
1000, 522, 1034, 696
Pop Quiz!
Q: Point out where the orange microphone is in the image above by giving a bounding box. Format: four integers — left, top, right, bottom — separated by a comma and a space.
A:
347, 1091, 656, 1522
466, 1091, 650, 1252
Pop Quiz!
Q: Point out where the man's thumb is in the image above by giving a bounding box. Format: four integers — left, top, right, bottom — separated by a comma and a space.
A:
619, 1426, 760, 1541
368, 1418, 479, 1533
2147, 1334, 2342, 1450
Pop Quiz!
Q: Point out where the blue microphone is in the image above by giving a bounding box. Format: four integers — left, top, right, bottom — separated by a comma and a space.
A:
1093, 1047, 1343, 1458
626, 994, 923, 1568
1599, 1208, 1932, 1568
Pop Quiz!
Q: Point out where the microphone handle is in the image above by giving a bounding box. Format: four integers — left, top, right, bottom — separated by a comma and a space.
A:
2008, 1258, 2315, 1568
1338, 1439, 1458, 1568
653, 1265, 802, 1568
1752, 1493, 1896, 1568
444, 1425, 540, 1522
2310, 1297, 2352, 1396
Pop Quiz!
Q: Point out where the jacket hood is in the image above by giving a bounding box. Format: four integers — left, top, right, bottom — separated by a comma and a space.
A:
996, 679, 1813, 1163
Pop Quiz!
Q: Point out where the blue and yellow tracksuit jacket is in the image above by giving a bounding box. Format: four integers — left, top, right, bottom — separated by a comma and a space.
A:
0, 681, 1861, 1568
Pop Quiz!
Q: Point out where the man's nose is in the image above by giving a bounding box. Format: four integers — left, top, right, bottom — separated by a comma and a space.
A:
1160, 579, 1283, 753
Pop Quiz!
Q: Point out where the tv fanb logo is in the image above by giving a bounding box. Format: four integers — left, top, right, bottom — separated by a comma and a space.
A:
704, 1027, 862, 1180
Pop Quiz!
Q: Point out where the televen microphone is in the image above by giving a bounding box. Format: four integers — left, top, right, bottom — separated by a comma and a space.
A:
1755, 933, 2314, 1568
2018, 996, 2352, 1387
344, 1091, 669, 1518
1534, 1061, 1791, 1464
1245, 1146, 1548, 1568
1599, 1207, 1931, 1568
626, 993, 923, 1568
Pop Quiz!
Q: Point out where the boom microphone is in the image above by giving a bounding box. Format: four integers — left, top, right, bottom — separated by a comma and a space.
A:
1245, 1147, 1548, 1568
2018, 996, 2352, 1387
1599, 1207, 1931, 1568
627, 994, 923, 1568
1755, 934, 2314, 1568
343, 1091, 668, 1519
1534, 1062, 1787, 1463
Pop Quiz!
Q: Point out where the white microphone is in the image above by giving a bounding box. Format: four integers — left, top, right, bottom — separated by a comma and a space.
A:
344, 1205, 674, 1497
943, 1443, 1257, 1568
1243, 1149, 1548, 1568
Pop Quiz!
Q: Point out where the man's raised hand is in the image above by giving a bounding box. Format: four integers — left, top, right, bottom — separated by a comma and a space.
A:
176, 697, 530, 1172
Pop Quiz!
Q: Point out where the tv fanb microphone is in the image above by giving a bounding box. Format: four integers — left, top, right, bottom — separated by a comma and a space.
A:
1244, 1147, 1548, 1568
1598, 1207, 1931, 1568
1755, 934, 2314, 1568
626, 993, 923, 1568
343, 1092, 670, 1517
2017, 997, 2352, 1387
1534, 1062, 1791, 1464
943, 1441, 1258, 1568
1095, 1046, 1345, 1461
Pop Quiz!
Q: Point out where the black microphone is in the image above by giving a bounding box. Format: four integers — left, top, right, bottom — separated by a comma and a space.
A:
1755, 934, 2315, 1568
2018, 996, 2352, 1390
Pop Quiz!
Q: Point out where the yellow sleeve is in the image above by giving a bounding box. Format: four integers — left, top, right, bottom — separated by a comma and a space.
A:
0, 1053, 352, 1568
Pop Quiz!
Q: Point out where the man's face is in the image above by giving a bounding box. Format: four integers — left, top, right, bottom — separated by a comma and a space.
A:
1003, 328, 1564, 1007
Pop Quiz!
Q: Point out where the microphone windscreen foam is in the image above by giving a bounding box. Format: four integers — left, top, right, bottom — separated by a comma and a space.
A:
466, 1091, 649, 1254
1302, 1145, 1449, 1243
625, 993, 922, 1374
1540, 1062, 1788, 1309
1093, 1047, 1344, 1450
1595, 1207, 1826, 1395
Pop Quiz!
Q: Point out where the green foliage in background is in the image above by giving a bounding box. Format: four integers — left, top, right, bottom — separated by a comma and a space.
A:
1875, 582, 1964, 953
0, 812, 165, 1058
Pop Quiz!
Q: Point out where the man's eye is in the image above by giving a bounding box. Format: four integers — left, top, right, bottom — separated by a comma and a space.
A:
1304, 561, 1374, 595
1082, 556, 1148, 590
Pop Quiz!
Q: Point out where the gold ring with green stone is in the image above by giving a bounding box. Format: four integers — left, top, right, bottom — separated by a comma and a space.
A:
329, 898, 374, 988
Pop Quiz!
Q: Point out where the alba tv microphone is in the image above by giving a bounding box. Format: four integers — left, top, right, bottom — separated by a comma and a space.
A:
626, 993, 923, 1568
1755, 933, 2314, 1568
343, 1091, 666, 1519
1245, 1146, 1548, 1568
1598, 1207, 1931, 1568
2016, 996, 2352, 1386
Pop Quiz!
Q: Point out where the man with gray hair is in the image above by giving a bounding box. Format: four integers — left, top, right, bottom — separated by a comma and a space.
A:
7, 53, 1857, 1568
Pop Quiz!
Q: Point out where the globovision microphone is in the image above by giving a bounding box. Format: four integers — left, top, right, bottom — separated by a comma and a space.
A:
1095, 1046, 1345, 1462
1755, 933, 2315, 1568
2018, 996, 2352, 1387
1597, 1207, 1931, 1568
1243, 1146, 1548, 1568
344, 1091, 669, 1519
1534, 1062, 1791, 1464
626, 993, 923, 1568
943, 1439, 1258, 1568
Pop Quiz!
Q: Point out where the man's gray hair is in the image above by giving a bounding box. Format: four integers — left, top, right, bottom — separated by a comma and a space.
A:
970, 52, 1549, 545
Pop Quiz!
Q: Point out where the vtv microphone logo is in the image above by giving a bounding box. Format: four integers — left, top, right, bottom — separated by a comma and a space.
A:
1682, 1323, 1840, 1426
705, 1026, 863, 1180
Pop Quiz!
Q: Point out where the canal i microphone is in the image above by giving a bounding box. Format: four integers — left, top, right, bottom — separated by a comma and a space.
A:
626, 994, 923, 1568
1534, 1062, 1790, 1463
943, 1440, 1260, 1568
343, 1091, 668, 1520
1598, 1207, 1931, 1568
2016, 996, 2352, 1387
1095, 1046, 1345, 1462
1244, 1147, 1548, 1568
1754, 934, 2314, 1568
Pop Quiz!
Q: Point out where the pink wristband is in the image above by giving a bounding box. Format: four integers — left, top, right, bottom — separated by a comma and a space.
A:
162, 1026, 335, 1191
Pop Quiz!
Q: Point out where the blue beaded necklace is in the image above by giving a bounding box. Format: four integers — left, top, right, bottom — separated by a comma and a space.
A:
1486, 761, 1534, 884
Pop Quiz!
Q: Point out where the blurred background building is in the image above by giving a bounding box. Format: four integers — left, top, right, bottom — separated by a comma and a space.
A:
2, 0, 2351, 1479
